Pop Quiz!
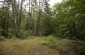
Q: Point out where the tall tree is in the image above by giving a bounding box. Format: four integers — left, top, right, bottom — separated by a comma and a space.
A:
0, 0, 11, 37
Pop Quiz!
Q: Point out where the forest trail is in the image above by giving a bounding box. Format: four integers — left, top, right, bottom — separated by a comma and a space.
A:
31, 44, 43, 55
0, 36, 58, 55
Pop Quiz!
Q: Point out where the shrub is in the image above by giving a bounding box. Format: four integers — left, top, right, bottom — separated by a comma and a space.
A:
19, 30, 29, 39
42, 35, 57, 47
0, 36, 5, 40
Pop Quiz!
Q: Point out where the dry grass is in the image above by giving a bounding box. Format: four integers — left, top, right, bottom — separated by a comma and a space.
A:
0, 36, 58, 55
0, 36, 84, 55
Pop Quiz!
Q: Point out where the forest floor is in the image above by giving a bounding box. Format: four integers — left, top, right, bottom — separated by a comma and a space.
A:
0, 36, 85, 55
0, 36, 58, 55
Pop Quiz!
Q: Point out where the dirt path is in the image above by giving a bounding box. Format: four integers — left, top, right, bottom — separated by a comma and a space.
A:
31, 45, 42, 55
0, 36, 58, 55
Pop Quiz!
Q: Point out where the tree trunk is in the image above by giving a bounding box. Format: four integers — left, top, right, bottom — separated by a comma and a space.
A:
36, 0, 41, 36
12, 0, 20, 37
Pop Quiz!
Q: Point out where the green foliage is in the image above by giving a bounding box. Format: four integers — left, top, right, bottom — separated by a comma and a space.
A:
42, 16, 55, 35
43, 35, 69, 48
19, 30, 29, 39
0, 9, 9, 37
43, 35, 57, 47
77, 43, 85, 55
0, 9, 14, 37
43, 36, 85, 55
50, 0, 85, 40
0, 0, 85, 40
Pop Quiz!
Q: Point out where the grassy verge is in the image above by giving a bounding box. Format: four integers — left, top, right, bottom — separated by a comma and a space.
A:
42, 35, 85, 55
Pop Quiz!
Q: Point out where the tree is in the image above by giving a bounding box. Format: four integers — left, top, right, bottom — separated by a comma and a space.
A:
0, 0, 11, 37
52, 0, 85, 40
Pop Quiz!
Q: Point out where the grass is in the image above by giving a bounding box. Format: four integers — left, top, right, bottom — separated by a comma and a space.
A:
0, 36, 58, 55
0, 36, 85, 55
42, 35, 85, 55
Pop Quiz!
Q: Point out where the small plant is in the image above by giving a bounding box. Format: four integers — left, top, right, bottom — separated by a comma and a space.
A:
19, 30, 29, 39
42, 35, 57, 47
0, 36, 5, 40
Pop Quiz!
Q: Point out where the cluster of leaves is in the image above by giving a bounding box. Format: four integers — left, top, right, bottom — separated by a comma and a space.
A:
43, 35, 57, 47
42, 0, 85, 40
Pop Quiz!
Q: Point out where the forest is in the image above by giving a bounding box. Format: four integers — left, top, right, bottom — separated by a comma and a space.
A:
0, 0, 85, 55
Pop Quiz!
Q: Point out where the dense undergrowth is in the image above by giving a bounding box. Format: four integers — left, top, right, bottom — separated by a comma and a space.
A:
42, 35, 85, 55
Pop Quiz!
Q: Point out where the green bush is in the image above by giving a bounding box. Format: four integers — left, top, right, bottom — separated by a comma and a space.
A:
43, 35, 57, 47
43, 36, 85, 55
19, 30, 29, 39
